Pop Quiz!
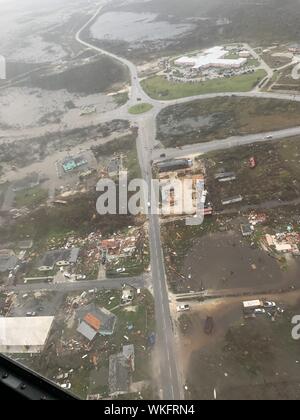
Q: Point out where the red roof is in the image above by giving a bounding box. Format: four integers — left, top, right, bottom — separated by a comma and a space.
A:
84, 313, 101, 331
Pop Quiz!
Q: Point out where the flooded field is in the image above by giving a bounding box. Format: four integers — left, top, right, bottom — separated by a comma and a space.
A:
90, 11, 195, 47
9, 35, 68, 64
0, 0, 95, 62
0, 87, 117, 129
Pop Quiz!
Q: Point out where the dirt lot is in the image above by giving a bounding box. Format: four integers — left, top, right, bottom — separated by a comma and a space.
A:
177, 293, 300, 400
162, 215, 300, 294
157, 97, 300, 147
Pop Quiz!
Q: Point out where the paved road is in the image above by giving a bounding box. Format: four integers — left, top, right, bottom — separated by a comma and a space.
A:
153, 125, 300, 161
75, 2, 156, 108
4, 276, 146, 293
75, 3, 183, 400
137, 118, 183, 400
74, 3, 300, 401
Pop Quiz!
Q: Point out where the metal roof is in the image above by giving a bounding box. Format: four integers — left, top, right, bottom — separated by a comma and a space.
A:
77, 321, 97, 342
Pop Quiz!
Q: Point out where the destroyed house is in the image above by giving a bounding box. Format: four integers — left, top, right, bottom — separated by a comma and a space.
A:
37, 248, 80, 271
157, 159, 192, 173
76, 304, 117, 340
123, 344, 135, 371
121, 284, 136, 305
62, 156, 87, 173
107, 158, 120, 177
109, 353, 130, 397
241, 224, 253, 237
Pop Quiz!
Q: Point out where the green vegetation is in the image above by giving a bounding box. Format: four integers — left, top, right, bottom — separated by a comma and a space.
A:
14, 186, 48, 209
124, 148, 141, 179
22, 55, 130, 95
247, 58, 260, 67
0, 191, 135, 244
157, 96, 300, 147
112, 91, 129, 106
205, 136, 300, 209
225, 52, 240, 59
128, 103, 154, 114
92, 130, 141, 179
92, 131, 137, 157
141, 70, 266, 100
0, 182, 9, 208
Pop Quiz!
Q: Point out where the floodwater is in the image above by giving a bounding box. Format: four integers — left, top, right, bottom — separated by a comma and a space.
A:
90, 12, 195, 45
0, 0, 95, 62
0, 87, 116, 129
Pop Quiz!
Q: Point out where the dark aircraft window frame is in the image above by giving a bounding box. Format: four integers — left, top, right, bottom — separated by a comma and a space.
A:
0, 354, 77, 400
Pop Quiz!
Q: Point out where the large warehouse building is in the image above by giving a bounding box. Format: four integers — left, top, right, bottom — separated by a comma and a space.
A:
0, 316, 54, 354
175, 46, 247, 70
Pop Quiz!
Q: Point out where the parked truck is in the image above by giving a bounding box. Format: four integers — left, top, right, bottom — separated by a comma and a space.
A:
242, 300, 263, 315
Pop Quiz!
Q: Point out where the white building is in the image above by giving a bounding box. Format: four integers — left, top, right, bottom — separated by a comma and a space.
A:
175, 46, 247, 70
0, 317, 54, 353
239, 50, 251, 58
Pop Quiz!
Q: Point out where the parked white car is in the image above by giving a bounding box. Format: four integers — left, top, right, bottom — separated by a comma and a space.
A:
254, 308, 266, 315
264, 301, 276, 309
75, 274, 86, 280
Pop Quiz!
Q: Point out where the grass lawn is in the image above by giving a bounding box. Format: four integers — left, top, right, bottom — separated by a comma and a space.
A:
128, 103, 153, 114
141, 70, 267, 100
14, 186, 48, 209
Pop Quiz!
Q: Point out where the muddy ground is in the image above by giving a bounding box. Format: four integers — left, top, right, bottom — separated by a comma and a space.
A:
178, 293, 300, 400
165, 223, 300, 294
182, 230, 299, 292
